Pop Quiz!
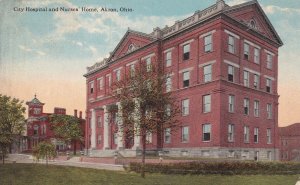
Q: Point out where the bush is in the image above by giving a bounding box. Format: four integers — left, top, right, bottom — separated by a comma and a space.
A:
129, 161, 300, 175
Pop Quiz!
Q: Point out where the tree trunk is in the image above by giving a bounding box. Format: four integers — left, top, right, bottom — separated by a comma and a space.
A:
141, 133, 146, 178
73, 140, 76, 155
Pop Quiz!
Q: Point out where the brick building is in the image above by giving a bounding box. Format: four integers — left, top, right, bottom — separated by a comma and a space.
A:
26, 95, 85, 152
279, 123, 300, 161
84, 0, 282, 160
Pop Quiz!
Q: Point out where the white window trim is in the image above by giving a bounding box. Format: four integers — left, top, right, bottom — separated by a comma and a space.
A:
113, 67, 123, 72
199, 30, 216, 38
224, 60, 240, 68
198, 60, 216, 68
264, 49, 275, 56
180, 39, 194, 46
141, 53, 155, 60
264, 75, 275, 81
163, 47, 175, 53
125, 60, 138, 66
179, 67, 193, 73
244, 67, 261, 76
224, 29, 240, 39
244, 39, 261, 49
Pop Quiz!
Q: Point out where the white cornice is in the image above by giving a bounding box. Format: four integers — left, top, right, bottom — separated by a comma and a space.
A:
199, 60, 216, 68
179, 67, 193, 73
180, 39, 194, 46
224, 60, 240, 68
224, 29, 240, 39
200, 30, 216, 38
244, 67, 261, 76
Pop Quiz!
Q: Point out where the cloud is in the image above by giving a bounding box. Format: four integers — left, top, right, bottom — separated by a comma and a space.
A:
76, 42, 83, 47
88, 46, 97, 56
36, 51, 46, 56
18, 45, 32, 52
263, 5, 300, 14
226, 0, 249, 6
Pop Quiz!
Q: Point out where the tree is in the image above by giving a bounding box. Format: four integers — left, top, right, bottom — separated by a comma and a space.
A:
33, 141, 56, 166
110, 63, 181, 177
49, 114, 83, 155
0, 94, 26, 164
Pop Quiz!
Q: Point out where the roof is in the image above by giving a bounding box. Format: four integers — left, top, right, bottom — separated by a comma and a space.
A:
279, 123, 300, 137
84, 0, 283, 77
26, 94, 44, 106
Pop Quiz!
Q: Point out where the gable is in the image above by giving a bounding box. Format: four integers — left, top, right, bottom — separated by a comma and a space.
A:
224, 2, 283, 46
110, 31, 155, 61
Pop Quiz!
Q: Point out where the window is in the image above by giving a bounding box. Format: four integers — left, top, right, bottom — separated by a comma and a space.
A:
244, 126, 249, 143
183, 71, 190, 87
267, 151, 272, 160
203, 95, 211, 113
113, 133, 118, 144
244, 98, 250, 115
267, 103, 272, 119
164, 128, 171, 143
228, 35, 235, 54
182, 99, 189, 116
99, 78, 104, 90
203, 64, 212, 82
228, 124, 234, 142
166, 76, 172, 92
254, 74, 259, 89
267, 129, 272, 144
107, 75, 111, 87
183, 44, 190, 60
202, 124, 211, 141
146, 58, 151, 72
97, 134, 102, 144
244, 43, 250, 60
130, 65, 135, 77
204, 35, 212, 53
41, 124, 46, 135
182, 126, 189, 142
116, 69, 121, 81
254, 100, 260, 117
228, 95, 235, 113
228, 65, 234, 82
266, 78, 271, 93
254, 127, 259, 143
165, 104, 171, 117
33, 108, 41, 115
166, 51, 172, 67
97, 116, 102, 127
33, 125, 38, 136
254, 48, 260, 64
267, 54, 273, 69
90, 81, 94, 94
146, 132, 152, 143
254, 151, 259, 161
243, 71, 249, 87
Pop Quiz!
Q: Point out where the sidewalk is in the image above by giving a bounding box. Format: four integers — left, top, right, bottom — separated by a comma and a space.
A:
6, 154, 124, 171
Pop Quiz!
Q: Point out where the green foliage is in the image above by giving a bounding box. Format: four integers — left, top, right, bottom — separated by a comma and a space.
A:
49, 114, 83, 154
33, 141, 56, 165
0, 94, 26, 163
129, 161, 300, 175
0, 164, 299, 185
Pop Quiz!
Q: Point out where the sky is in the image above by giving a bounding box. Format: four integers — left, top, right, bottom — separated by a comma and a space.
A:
0, 0, 299, 126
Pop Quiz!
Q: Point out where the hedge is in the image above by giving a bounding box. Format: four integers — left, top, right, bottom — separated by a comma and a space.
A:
129, 161, 300, 175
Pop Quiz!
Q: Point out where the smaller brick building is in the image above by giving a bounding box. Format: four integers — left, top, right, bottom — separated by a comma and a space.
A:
279, 123, 300, 161
26, 95, 85, 152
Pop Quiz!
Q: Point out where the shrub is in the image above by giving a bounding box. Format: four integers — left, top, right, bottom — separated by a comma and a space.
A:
129, 161, 300, 175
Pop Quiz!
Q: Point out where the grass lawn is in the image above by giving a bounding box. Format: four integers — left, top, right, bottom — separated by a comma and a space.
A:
0, 163, 299, 185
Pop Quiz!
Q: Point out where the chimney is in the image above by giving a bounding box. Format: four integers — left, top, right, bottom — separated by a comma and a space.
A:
74, 109, 78, 117
79, 111, 82, 119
